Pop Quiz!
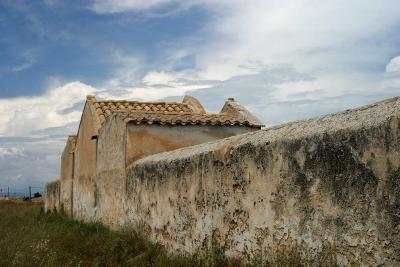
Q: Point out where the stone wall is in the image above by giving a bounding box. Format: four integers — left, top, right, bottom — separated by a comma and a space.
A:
45, 97, 400, 265
124, 97, 400, 266
44, 180, 60, 212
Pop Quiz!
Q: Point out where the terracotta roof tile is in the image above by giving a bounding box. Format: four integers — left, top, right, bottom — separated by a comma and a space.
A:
89, 98, 262, 129
92, 100, 192, 126
119, 111, 260, 128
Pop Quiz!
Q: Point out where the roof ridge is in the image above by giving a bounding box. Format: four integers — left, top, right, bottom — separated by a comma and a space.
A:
116, 110, 193, 114
94, 99, 189, 105
88, 96, 263, 129
118, 111, 262, 128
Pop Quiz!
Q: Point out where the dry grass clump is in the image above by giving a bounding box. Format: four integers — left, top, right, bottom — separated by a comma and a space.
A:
0, 201, 341, 266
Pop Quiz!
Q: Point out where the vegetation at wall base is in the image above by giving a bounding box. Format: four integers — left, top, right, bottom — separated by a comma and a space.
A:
0, 201, 343, 267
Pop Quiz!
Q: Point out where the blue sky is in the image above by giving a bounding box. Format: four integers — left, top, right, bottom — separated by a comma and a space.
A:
1, 0, 400, 193
0, 1, 209, 97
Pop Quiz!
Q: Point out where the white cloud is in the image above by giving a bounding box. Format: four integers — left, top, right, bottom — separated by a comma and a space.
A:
0, 81, 97, 137
0, 80, 91, 187
91, 0, 178, 13
11, 59, 36, 72
136, 71, 211, 100
386, 56, 400, 73
100, 52, 211, 101
2, 1, 399, 134
104, 51, 144, 89
91, 1, 400, 98
0, 147, 25, 158
11, 50, 37, 72
2, 0, 400, 188
192, 0, 400, 80
143, 71, 177, 85
107, 83, 210, 101
0, 137, 66, 188
113, 1, 400, 126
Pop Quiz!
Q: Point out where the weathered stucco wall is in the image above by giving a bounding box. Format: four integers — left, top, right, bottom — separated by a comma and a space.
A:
94, 116, 256, 227
126, 123, 256, 165
123, 97, 400, 266
45, 180, 60, 212
73, 102, 97, 221
60, 136, 75, 216
45, 97, 400, 265
95, 115, 127, 227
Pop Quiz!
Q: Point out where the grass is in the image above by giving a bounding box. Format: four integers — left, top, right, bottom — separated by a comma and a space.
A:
0, 200, 342, 267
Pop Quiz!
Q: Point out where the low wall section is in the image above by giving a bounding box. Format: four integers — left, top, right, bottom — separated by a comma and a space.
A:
125, 97, 400, 266
44, 180, 60, 212
44, 97, 400, 265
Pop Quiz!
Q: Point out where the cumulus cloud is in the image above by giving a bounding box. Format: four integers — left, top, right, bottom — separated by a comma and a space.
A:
89, 1, 400, 72
2, 0, 400, 189
0, 137, 65, 189
0, 81, 97, 137
190, 0, 400, 81
101, 75, 211, 101
143, 71, 177, 85
91, 1, 400, 101
0, 80, 94, 189
386, 56, 400, 73
183, 66, 400, 126
99, 51, 212, 101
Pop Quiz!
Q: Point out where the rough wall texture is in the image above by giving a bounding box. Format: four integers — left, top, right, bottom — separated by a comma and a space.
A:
45, 97, 400, 266
124, 97, 400, 266
95, 115, 127, 227
73, 103, 97, 221
94, 116, 256, 227
126, 123, 257, 165
60, 136, 75, 216
45, 180, 60, 212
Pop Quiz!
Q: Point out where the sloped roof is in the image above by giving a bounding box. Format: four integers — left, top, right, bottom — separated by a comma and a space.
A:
91, 100, 192, 126
86, 95, 263, 130
119, 111, 259, 127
